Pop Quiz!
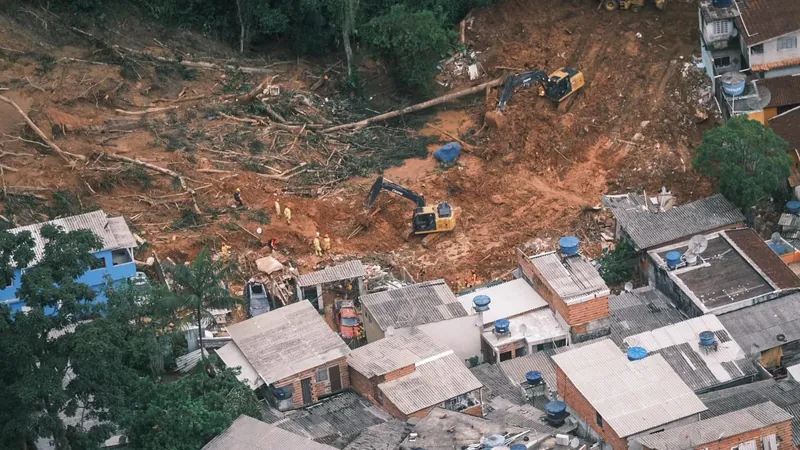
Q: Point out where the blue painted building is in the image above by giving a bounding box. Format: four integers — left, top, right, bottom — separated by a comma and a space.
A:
1, 210, 138, 314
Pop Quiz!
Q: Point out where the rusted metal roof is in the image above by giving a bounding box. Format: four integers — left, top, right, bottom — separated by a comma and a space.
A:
297, 260, 365, 287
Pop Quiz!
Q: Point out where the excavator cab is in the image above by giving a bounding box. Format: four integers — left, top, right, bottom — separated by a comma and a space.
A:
366, 177, 456, 236
541, 68, 584, 102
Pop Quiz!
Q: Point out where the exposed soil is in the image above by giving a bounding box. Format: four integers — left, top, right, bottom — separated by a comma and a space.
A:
0, 0, 717, 290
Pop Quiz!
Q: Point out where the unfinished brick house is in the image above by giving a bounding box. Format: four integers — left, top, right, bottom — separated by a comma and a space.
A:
551, 339, 708, 450
635, 402, 792, 450
517, 242, 611, 341
220, 301, 351, 409
347, 328, 483, 420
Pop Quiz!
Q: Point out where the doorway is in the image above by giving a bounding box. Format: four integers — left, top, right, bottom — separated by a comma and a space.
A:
329, 365, 342, 392
300, 377, 313, 405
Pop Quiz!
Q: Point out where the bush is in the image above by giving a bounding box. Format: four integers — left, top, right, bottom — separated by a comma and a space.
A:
598, 239, 638, 286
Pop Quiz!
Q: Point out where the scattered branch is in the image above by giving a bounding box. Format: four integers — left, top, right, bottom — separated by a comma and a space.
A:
115, 105, 179, 116
0, 95, 84, 163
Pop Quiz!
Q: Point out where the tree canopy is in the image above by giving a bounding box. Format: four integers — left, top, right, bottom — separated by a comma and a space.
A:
598, 239, 638, 286
693, 115, 793, 209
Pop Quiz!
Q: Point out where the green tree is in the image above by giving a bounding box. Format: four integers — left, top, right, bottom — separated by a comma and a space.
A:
169, 248, 239, 355
693, 115, 793, 208
598, 239, 638, 286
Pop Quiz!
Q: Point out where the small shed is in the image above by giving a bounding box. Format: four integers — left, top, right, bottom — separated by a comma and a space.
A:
296, 260, 366, 310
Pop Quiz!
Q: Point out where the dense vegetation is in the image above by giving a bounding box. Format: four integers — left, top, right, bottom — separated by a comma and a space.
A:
598, 239, 638, 286
693, 115, 793, 209
37, 0, 492, 93
0, 226, 260, 450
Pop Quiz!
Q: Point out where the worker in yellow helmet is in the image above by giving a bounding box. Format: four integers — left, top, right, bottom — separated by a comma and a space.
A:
322, 234, 331, 253
284, 205, 292, 225
274, 196, 281, 217
313, 232, 323, 256
233, 188, 243, 208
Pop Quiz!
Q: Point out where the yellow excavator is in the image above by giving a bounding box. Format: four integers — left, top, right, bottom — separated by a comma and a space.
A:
600, 0, 665, 12
497, 67, 585, 113
365, 176, 456, 236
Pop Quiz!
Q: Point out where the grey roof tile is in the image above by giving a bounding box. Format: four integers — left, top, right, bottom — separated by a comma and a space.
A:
297, 260, 366, 287
718, 291, 800, 356
499, 352, 558, 392
360, 280, 466, 330
608, 287, 684, 346
343, 420, 408, 450
348, 329, 448, 378
528, 253, 609, 305
469, 363, 527, 406
203, 415, 338, 450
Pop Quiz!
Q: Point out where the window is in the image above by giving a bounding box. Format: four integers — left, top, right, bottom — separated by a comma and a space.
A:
713, 20, 729, 36
111, 248, 132, 266
751, 44, 764, 54
778, 36, 798, 51
515, 346, 528, 357
714, 56, 731, 69
499, 351, 513, 362
316, 367, 329, 383
596, 412, 603, 428
89, 256, 105, 270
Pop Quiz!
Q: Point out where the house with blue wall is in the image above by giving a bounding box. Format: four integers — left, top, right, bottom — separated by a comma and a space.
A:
1, 210, 138, 314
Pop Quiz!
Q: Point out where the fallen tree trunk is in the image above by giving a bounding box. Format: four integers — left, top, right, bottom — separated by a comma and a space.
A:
322, 77, 504, 133
115, 46, 279, 74
102, 153, 201, 214
115, 105, 179, 116
0, 94, 85, 163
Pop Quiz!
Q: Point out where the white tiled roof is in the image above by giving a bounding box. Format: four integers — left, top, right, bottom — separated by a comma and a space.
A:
552, 339, 707, 438
203, 415, 338, 450
457, 278, 548, 325
348, 329, 448, 378
481, 308, 567, 348
378, 352, 483, 415
226, 301, 350, 384
529, 253, 610, 305
216, 342, 264, 389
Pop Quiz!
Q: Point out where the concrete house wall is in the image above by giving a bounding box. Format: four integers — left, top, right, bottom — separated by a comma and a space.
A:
746, 31, 800, 77
1, 247, 136, 314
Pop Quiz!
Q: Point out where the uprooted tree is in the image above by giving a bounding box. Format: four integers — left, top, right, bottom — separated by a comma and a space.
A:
693, 115, 793, 209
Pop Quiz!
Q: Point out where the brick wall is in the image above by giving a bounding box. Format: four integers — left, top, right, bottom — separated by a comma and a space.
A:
349, 363, 416, 402
384, 365, 416, 381
555, 365, 628, 450
641, 420, 793, 450
276, 357, 350, 408
462, 404, 483, 417
567, 295, 610, 327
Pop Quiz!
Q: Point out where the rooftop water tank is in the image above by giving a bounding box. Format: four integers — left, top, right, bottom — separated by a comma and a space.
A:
273, 386, 292, 400
712, 0, 733, 6
526, 370, 543, 386
665, 251, 681, 269
559, 236, 580, 256
788, 200, 800, 214
473, 295, 491, 312
699, 331, 716, 347
510, 445, 527, 450
434, 142, 462, 165
494, 318, 511, 334
627, 346, 648, 361
545, 401, 568, 422
484, 435, 506, 449
721, 72, 747, 97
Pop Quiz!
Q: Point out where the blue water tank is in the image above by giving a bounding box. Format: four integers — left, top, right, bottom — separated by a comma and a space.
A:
627, 346, 648, 361
665, 251, 682, 269
712, 0, 732, 6
699, 331, 716, 347
559, 236, 580, 256
434, 142, 462, 165
473, 295, 491, 312
788, 201, 800, 214
484, 435, 506, 448
510, 445, 527, 450
526, 370, 543, 386
545, 401, 568, 421
273, 387, 292, 400
494, 318, 510, 334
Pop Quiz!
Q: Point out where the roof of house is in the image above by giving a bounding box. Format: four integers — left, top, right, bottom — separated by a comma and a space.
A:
262, 391, 393, 448
499, 352, 558, 391
343, 420, 409, 450
481, 308, 568, 348
736, 0, 800, 46
761, 77, 800, 109
551, 339, 707, 438
717, 291, 800, 356
483, 403, 559, 438
398, 407, 532, 450
623, 315, 757, 392
378, 352, 483, 415
457, 278, 549, 325
216, 342, 263, 389
226, 300, 350, 384
8, 210, 136, 266
770, 105, 800, 151
635, 402, 792, 450
528, 252, 610, 305
347, 329, 449, 378
297, 260, 366, 287
607, 287, 684, 346
602, 193, 744, 250
203, 415, 338, 450
649, 230, 794, 314
469, 363, 527, 406
360, 279, 466, 331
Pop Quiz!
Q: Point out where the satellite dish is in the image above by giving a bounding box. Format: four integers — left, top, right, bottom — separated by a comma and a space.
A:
519, 324, 529, 335
624, 282, 633, 292
746, 84, 772, 110
771, 232, 783, 245
688, 235, 709, 255
386, 325, 395, 336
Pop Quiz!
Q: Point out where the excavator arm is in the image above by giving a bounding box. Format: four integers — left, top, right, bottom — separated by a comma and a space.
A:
498, 69, 548, 110
365, 176, 426, 209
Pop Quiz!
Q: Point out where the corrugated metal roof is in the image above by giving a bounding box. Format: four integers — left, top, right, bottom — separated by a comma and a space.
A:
636, 402, 792, 450
529, 253, 610, 305
202, 415, 338, 450
602, 193, 744, 250
552, 339, 707, 438
216, 342, 264, 389
378, 352, 483, 415
347, 329, 448, 378
226, 301, 350, 384
457, 278, 548, 325
175, 348, 207, 373
718, 291, 800, 356
297, 260, 365, 287
360, 280, 466, 331
469, 363, 527, 406
484, 403, 559, 437
343, 420, 408, 450
623, 315, 755, 392
8, 210, 136, 266
399, 407, 529, 450
499, 352, 558, 390
608, 287, 684, 346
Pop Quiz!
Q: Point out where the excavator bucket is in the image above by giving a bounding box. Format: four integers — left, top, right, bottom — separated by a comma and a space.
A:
365, 176, 384, 209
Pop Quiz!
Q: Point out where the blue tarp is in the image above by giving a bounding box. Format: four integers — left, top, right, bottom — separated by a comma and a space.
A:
434, 142, 462, 164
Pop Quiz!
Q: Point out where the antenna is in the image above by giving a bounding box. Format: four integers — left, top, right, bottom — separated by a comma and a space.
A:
688, 235, 709, 255
746, 83, 772, 110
